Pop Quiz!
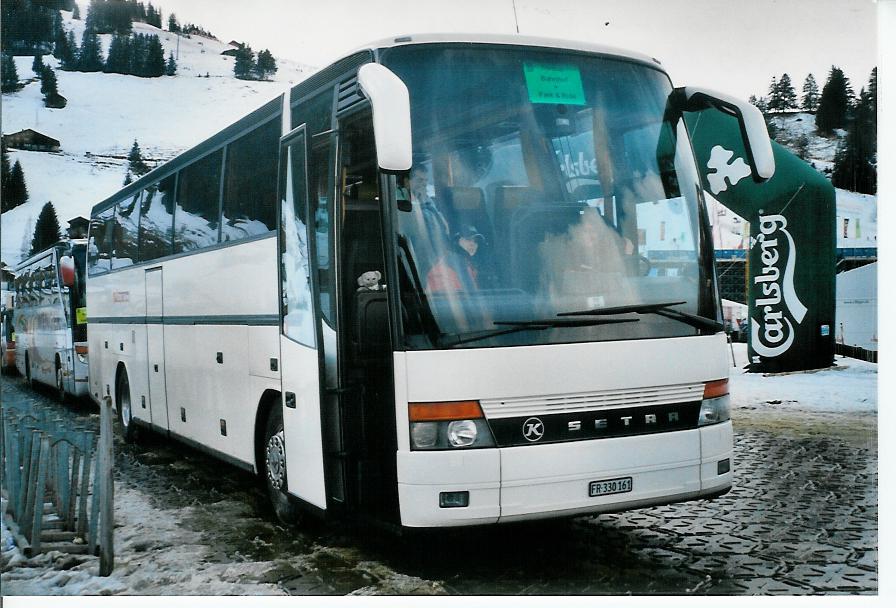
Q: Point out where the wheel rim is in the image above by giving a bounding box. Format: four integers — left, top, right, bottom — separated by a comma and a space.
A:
266, 430, 287, 490
120, 383, 131, 428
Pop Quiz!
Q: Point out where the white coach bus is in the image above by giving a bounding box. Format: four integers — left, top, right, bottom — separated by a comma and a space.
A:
13, 240, 90, 401
87, 34, 774, 528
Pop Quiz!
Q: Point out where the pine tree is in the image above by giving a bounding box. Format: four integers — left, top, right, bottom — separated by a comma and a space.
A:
124, 171, 133, 185
128, 140, 150, 176
867, 67, 877, 117
766, 76, 780, 112
1, 142, 14, 213
168, 13, 180, 33
73, 3, 80, 20
802, 74, 819, 112
777, 73, 797, 110
33, 53, 46, 75
233, 45, 255, 80
31, 202, 62, 255
40, 65, 57, 96
832, 68, 878, 195
146, 35, 166, 77
60, 30, 78, 70
105, 33, 130, 74
5, 161, 30, 212
816, 66, 852, 135
1, 141, 10, 196
1, 53, 20, 93
255, 49, 277, 80
165, 51, 177, 76
78, 28, 105, 71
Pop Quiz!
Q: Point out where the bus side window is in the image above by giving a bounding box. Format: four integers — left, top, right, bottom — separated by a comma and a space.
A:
114, 192, 140, 269
88, 207, 115, 275
299, 89, 336, 326
138, 175, 175, 262
174, 149, 223, 253
222, 118, 279, 242
281, 131, 316, 347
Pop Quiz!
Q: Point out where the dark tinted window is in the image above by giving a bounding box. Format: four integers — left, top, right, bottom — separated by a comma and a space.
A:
222, 118, 279, 241
113, 192, 140, 269
138, 174, 176, 262
174, 149, 223, 252
88, 206, 116, 275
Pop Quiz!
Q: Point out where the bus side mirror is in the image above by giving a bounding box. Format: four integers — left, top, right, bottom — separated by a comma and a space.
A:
358, 63, 412, 172
59, 255, 76, 288
676, 86, 775, 181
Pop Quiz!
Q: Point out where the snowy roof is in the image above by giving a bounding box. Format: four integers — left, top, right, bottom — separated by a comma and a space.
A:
354, 33, 662, 69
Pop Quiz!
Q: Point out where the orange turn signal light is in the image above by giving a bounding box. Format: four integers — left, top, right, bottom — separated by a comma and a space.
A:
703, 379, 729, 399
408, 400, 483, 422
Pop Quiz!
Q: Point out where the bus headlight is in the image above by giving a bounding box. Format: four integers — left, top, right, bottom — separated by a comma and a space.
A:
699, 379, 730, 426
447, 420, 477, 447
408, 401, 496, 450
410, 422, 439, 448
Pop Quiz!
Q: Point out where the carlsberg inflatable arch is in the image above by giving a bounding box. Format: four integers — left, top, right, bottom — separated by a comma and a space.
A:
686, 108, 836, 373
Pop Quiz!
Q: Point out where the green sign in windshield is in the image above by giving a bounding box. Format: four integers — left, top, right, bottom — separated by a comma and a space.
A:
523, 62, 586, 105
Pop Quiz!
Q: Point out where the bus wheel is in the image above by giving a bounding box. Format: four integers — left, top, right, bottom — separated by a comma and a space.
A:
55, 359, 67, 403
116, 370, 138, 443
25, 354, 33, 389
263, 407, 301, 525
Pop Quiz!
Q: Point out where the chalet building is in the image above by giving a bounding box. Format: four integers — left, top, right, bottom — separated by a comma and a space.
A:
67, 216, 89, 239
3, 129, 60, 152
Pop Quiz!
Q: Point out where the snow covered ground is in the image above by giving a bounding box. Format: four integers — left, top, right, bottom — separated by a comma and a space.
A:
728, 342, 876, 414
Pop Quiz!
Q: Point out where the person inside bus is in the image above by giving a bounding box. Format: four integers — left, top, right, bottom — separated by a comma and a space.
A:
397, 163, 453, 280
408, 163, 450, 237
425, 225, 487, 292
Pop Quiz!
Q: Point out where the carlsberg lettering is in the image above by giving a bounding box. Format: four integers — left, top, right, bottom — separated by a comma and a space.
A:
750, 214, 808, 358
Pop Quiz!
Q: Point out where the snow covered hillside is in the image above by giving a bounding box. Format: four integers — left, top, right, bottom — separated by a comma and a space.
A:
2, 8, 314, 265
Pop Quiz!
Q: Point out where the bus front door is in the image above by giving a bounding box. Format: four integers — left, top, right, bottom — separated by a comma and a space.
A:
278, 126, 329, 511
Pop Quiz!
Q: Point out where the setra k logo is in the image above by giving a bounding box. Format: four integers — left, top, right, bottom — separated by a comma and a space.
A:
522, 417, 545, 442
706, 145, 752, 195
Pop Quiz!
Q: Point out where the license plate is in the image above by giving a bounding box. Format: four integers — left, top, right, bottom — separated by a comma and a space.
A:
589, 476, 633, 497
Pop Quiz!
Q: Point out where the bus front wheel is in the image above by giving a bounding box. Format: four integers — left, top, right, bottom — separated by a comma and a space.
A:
263, 407, 302, 525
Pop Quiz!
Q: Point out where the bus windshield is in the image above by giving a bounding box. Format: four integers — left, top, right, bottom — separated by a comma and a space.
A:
381, 45, 716, 350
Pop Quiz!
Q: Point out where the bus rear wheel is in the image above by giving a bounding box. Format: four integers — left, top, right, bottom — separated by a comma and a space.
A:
263, 407, 302, 525
116, 370, 138, 443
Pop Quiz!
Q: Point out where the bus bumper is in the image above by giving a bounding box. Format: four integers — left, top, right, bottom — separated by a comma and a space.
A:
396, 421, 733, 527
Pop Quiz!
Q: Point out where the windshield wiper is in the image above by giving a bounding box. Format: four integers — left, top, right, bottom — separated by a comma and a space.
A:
558, 300, 724, 332
440, 317, 639, 348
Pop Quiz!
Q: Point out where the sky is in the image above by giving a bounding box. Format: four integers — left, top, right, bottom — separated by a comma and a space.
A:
146, 0, 878, 100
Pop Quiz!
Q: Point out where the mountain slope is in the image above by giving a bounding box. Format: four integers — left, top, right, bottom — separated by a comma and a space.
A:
2, 10, 313, 264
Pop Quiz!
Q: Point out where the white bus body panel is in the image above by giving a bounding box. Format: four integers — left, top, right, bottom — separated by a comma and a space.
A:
394, 334, 731, 527
87, 237, 281, 469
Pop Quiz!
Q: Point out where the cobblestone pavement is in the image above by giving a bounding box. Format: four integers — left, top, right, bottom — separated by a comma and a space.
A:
1, 374, 878, 595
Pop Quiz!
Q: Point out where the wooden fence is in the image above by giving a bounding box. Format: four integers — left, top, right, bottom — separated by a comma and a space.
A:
1, 396, 114, 575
